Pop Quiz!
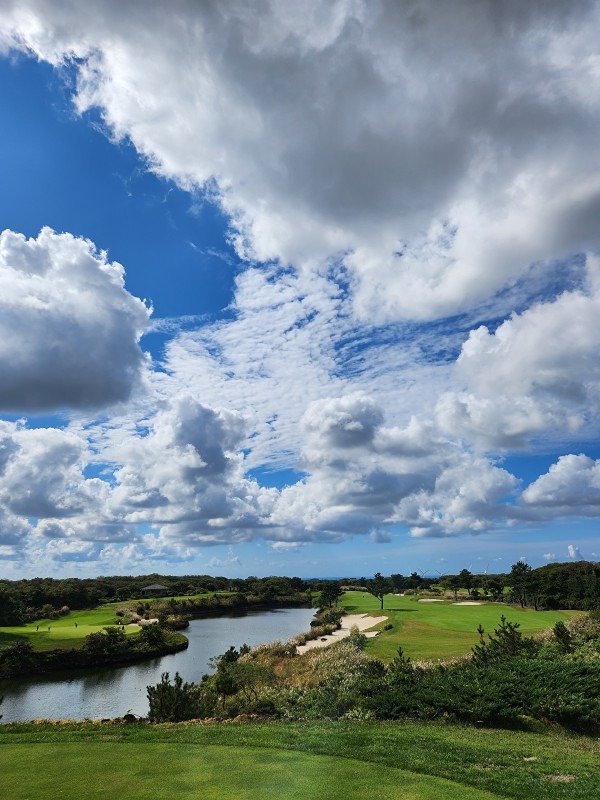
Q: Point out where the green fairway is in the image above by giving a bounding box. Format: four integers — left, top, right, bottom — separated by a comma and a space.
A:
341, 592, 579, 661
0, 742, 498, 800
0, 608, 140, 651
0, 720, 597, 800
103, 591, 232, 606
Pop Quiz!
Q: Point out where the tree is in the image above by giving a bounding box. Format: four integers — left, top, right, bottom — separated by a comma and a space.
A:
471, 615, 537, 667
509, 560, 534, 608
0, 587, 24, 625
553, 620, 573, 654
84, 626, 127, 656
390, 573, 406, 593
386, 647, 416, 685
458, 568, 473, 595
368, 573, 389, 610
138, 622, 166, 647
319, 581, 341, 608
407, 572, 422, 590
446, 575, 461, 600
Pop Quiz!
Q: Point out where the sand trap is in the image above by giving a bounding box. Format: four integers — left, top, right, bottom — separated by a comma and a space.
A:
418, 598, 444, 602
296, 613, 388, 654
453, 601, 482, 605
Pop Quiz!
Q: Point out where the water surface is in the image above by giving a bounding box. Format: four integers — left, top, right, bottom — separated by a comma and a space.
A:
0, 607, 314, 722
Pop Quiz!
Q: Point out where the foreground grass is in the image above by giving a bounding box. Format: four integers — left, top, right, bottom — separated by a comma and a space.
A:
0, 720, 597, 800
341, 592, 579, 661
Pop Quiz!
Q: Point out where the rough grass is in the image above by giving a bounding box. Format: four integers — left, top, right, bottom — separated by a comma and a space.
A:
0, 720, 597, 800
0, 609, 140, 651
341, 592, 580, 661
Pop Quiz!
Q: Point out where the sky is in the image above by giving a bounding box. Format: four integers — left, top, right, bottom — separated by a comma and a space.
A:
0, 0, 599, 580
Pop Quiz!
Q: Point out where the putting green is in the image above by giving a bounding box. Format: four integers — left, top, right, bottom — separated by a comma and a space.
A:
0, 743, 501, 800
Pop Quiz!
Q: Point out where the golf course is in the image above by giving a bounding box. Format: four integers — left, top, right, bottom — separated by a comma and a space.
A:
0, 607, 141, 651
340, 591, 581, 661
1, 590, 598, 799
1, 719, 597, 800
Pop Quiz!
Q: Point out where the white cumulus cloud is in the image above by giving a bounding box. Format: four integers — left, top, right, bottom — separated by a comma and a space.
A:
1, 1, 600, 321
0, 228, 150, 411
437, 256, 600, 448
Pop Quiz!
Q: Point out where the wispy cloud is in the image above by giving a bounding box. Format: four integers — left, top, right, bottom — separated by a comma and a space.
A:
1, 3, 600, 570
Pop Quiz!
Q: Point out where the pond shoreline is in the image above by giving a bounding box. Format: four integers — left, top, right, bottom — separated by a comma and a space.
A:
0, 631, 189, 679
0, 607, 317, 722
0, 601, 314, 681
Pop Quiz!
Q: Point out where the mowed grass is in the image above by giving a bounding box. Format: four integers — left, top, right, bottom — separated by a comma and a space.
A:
0, 592, 235, 650
103, 591, 233, 607
0, 608, 140, 651
0, 720, 597, 800
341, 592, 580, 661
0, 742, 496, 800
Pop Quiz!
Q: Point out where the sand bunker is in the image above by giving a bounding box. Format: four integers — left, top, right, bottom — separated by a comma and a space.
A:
418, 598, 444, 602
297, 613, 388, 654
453, 601, 483, 605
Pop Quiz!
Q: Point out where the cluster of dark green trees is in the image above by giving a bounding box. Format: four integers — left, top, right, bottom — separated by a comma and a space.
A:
0, 574, 321, 625
353, 560, 599, 610
2, 560, 596, 626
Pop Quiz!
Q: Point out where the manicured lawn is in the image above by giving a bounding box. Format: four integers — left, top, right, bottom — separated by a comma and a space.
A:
0, 608, 140, 651
104, 591, 231, 606
341, 592, 580, 661
0, 720, 597, 800
0, 742, 497, 800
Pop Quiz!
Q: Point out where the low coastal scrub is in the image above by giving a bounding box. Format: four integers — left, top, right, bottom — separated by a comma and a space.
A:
147, 612, 600, 733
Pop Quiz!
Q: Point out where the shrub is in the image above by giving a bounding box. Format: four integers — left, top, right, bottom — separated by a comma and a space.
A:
84, 626, 128, 656
147, 671, 202, 722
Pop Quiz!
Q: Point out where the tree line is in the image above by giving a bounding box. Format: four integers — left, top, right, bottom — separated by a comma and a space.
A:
0, 574, 320, 626
1, 560, 597, 626
355, 560, 599, 610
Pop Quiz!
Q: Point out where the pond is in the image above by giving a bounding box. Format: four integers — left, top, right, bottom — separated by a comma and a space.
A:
0, 607, 315, 722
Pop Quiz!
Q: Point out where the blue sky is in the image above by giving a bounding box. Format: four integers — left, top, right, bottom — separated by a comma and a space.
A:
0, 1, 599, 579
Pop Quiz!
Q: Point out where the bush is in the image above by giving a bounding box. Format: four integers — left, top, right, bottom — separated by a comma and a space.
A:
147, 671, 202, 722
84, 626, 128, 656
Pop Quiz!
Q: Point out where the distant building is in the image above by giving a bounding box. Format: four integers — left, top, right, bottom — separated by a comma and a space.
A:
141, 583, 169, 596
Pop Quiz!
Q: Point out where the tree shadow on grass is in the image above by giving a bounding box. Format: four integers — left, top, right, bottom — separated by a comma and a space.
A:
344, 605, 418, 613
0, 631, 30, 646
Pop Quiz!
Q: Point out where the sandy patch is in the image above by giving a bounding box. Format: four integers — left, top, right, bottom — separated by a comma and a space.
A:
453, 601, 482, 605
297, 613, 388, 654
418, 598, 444, 602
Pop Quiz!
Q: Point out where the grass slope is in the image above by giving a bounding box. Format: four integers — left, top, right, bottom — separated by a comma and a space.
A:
0, 609, 140, 651
1, 742, 496, 800
341, 592, 579, 661
0, 720, 597, 800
